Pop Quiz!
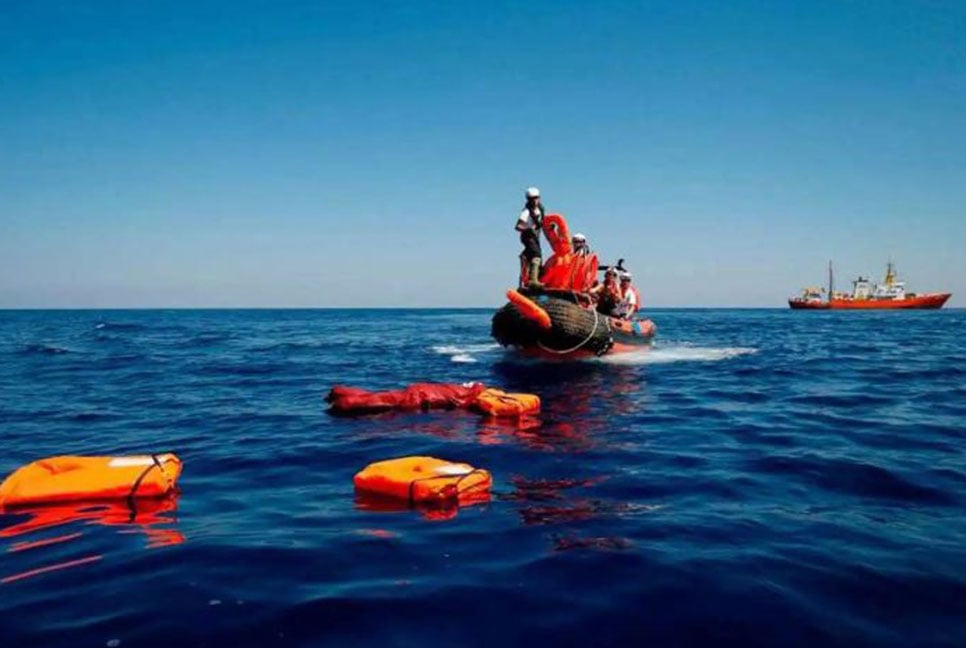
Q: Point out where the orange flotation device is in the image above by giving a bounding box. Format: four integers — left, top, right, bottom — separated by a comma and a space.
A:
571, 253, 599, 292
0, 454, 182, 509
506, 289, 551, 330
354, 456, 491, 505
541, 213, 572, 256
539, 253, 574, 289
474, 388, 541, 417
327, 382, 488, 414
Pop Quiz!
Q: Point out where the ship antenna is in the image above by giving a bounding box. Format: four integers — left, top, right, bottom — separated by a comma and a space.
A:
828, 260, 834, 303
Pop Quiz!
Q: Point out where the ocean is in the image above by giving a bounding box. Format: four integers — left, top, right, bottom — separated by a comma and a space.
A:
0, 308, 964, 646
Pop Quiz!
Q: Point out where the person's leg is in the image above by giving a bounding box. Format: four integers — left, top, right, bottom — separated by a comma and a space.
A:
522, 237, 543, 289
528, 256, 543, 289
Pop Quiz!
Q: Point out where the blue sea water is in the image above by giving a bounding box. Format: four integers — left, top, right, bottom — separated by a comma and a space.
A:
0, 308, 964, 647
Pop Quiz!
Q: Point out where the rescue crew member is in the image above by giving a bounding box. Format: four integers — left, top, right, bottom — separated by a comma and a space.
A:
590, 267, 622, 315
515, 186, 545, 289
615, 272, 639, 319
572, 233, 590, 256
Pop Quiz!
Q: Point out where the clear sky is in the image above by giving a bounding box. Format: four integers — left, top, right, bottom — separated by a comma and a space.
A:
1, 1, 964, 308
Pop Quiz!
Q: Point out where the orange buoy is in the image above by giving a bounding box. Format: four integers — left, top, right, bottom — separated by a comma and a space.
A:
353, 456, 491, 505
474, 388, 541, 417
506, 289, 552, 330
0, 454, 182, 509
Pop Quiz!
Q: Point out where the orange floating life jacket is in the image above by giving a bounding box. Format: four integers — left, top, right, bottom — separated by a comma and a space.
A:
0, 454, 182, 509
327, 382, 488, 414
474, 388, 541, 417
353, 456, 491, 505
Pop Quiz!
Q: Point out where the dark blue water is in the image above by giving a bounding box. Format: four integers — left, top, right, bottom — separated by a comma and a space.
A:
1, 309, 964, 646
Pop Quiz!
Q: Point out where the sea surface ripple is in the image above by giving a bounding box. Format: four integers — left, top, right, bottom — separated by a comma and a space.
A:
0, 308, 964, 646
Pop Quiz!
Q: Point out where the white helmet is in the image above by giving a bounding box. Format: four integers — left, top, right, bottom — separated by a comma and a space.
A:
620, 272, 633, 281
573, 233, 586, 242
526, 186, 540, 199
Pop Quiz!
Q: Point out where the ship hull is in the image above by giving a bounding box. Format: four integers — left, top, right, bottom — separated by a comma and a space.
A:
789, 293, 951, 310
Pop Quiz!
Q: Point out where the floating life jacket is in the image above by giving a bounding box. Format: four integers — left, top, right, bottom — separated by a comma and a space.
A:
327, 382, 488, 414
354, 456, 491, 505
0, 454, 182, 509
474, 388, 541, 417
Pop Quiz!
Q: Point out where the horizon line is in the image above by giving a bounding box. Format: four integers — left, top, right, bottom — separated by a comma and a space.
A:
0, 305, 961, 312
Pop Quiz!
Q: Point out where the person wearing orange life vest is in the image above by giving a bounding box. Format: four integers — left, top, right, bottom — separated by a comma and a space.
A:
515, 186, 545, 289
614, 272, 641, 319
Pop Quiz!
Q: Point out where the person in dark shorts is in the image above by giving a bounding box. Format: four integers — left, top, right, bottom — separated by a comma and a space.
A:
515, 186, 545, 288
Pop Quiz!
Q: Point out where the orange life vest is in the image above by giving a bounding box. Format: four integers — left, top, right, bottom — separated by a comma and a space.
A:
0, 454, 182, 509
541, 213, 572, 257
474, 388, 541, 417
353, 456, 491, 505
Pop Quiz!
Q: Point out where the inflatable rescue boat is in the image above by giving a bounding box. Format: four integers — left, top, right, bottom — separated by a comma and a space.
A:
492, 213, 656, 359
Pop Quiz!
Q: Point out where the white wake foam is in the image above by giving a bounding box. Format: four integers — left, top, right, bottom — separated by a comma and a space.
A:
601, 345, 757, 365
431, 343, 501, 363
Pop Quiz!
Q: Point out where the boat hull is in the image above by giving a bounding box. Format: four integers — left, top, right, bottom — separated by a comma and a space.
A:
492, 290, 655, 359
789, 293, 951, 310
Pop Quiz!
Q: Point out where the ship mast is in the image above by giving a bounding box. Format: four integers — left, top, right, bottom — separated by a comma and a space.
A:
885, 259, 895, 286
828, 260, 834, 303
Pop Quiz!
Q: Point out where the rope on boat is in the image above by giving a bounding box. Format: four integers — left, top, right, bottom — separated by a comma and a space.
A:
537, 307, 603, 355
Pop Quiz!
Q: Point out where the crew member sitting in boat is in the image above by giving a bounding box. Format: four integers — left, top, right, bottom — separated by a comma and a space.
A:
590, 267, 622, 315
515, 186, 545, 289
572, 233, 591, 256
614, 272, 640, 319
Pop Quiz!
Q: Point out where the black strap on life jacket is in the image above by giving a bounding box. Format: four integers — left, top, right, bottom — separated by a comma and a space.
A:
127, 453, 167, 500
407, 468, 488, 506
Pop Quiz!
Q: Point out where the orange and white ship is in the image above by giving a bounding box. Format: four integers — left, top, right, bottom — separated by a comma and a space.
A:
789, 261, 951, 310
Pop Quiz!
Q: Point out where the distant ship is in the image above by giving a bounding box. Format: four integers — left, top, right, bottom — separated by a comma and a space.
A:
789, 261, 951, 310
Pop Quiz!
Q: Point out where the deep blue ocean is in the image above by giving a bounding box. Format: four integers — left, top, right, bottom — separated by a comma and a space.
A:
0, 308, 964, 647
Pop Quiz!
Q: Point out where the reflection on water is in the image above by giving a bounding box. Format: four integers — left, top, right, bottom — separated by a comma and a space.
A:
493, 358, 646, 416
354, 491, 490, 522
502, 475, 647, 551
1, 496, 183, 584
477, 361, 644, 451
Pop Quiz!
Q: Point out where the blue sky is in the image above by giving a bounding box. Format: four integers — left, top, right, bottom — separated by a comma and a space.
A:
1, 1, 964, 307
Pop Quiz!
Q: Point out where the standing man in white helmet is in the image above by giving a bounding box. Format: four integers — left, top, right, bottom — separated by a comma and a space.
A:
515, 186, 545, 289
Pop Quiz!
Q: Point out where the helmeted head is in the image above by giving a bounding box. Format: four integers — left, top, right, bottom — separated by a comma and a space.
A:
620, 272, 633, 285
526, 186, 541, 201
604, 267, 617, 283
572, 232, 586, 250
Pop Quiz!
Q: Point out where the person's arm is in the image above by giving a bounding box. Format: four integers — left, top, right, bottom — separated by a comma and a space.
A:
515, 209, 529, 232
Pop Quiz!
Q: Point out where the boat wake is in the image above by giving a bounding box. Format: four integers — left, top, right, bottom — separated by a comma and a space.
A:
601, 344, 757, 365
432, 343, 503, 363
